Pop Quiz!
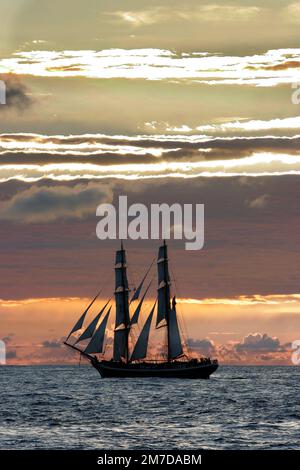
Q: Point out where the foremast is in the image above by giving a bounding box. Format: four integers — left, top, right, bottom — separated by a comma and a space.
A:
113, 241, 130, 363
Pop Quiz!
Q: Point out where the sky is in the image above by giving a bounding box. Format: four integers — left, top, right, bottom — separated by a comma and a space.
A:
1, 0, 300, 365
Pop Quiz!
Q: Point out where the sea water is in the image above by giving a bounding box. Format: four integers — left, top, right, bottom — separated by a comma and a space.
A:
0, 365, 299, 449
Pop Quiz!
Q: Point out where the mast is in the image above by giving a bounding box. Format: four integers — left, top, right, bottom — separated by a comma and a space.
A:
164, 240, 171, 362
113, 241, 130, 362
157, 240, 172, 361
157, 241, 183, 361
121, 241, 129, 363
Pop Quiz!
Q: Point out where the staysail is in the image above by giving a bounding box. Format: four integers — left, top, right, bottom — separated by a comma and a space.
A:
66, 290, 101, 341
130, 282, 152, 325
113, 243, 130, 361
130, 302, 156, 362
84, 307, 111, 354
130, 260, 154, 303
74, 299, 111, 344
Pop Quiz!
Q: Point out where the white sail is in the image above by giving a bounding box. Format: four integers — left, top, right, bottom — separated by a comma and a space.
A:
84, 307, 111, 354
66, 290, 101, 341
130, 303, 156, 362
74, 299, 110, 344
168, 309, 183, 360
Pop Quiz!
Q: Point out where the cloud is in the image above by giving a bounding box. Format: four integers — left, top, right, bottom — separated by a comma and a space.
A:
1, 132, 300, 181
235, 333, 281, 352
0, 182, 113, 223
191, 5, 261, 21
179, 294, 300, 306
187, 335, 288, 363
211, 333, 291, 363
111, 5, 261, 26
195, 116, 300, 133
0, 74, 34, 112
113, 9, 164, 26
0, 297, 84, 308
1, 48, 299, 87
217, 344, 242, 362
261, 61, 300, 71
188, 338, 216, 356
284, 3, 300, 22
6, 350, 17, 359
1, 334, 13, 343
2, 293, 300, 309
42, 340, 62, 349
4, 155, 300, 182
246, 194, 270, 209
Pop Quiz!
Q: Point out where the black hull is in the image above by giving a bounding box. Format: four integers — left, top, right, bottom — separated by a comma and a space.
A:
92, 360, 218, 379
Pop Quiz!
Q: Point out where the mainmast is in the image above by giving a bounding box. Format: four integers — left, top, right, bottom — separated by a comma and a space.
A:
121, 241, 129, 363
157, 240, 183, 362
164, 241, 171, 362
157, 240, 172, 361
113, 241, 130, 363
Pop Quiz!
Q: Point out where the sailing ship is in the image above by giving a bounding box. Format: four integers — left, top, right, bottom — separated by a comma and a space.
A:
64, 241, 218, 378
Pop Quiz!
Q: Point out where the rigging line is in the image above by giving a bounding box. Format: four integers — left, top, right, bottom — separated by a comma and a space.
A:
130, 256, 156, 297
127, 264, 136, 293
63, 341, 93, 361
97, 264, 114, 296
90, 257, 114, 298
125, 249, 139, 293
